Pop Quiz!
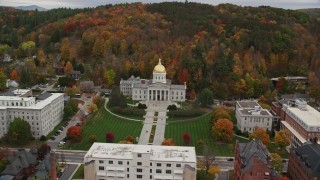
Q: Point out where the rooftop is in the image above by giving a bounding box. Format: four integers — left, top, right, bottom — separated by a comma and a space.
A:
293, 142, 320, 176
239, 109, 272, 116
84, 143, 196, 163
285, 104, 320, 127
237, 101, 260, 109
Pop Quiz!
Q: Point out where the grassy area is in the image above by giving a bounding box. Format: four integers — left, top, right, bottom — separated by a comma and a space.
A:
228, 170, 234, 180
67, 106, 143, 150
165, 114, 249, 156
72, 164, 84, 179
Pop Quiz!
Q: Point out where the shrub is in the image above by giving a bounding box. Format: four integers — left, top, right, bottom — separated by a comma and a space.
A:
167, 105, 177, 110
137, 103, 147, 109
168, 109, 204, 118
40, 135, 46, 141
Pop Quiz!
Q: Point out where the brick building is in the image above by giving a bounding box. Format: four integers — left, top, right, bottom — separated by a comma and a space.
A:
234, 140, 278, 180
272, 99, 320, 148
287, 139, 320, 180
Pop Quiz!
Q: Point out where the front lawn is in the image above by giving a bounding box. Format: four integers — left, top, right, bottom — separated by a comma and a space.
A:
66, 107, 143, 150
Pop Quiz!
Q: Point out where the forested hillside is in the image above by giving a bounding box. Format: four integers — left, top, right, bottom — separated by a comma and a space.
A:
0, 2, 319, 100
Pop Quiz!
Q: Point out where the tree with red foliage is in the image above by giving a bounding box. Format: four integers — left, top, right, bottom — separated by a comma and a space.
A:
67, 126, 82, 142
182, 133, 191, 145
178, 68, 190, 84
106, 132, 115, 143
10, 69, 18, 80
125, 135, 135, 143
38, 143, 51, 160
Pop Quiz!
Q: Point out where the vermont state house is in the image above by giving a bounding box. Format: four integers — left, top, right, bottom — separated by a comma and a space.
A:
120, 59, 186, 103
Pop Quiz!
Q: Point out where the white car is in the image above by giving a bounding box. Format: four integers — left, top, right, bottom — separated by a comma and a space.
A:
59, 141, 66, 145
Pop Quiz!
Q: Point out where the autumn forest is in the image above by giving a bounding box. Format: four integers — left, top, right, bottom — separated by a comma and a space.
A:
0, 2, 320, 100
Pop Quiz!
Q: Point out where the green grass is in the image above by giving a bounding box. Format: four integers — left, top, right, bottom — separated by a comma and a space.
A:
165, 114, 247, 156
72, 164, 84, 179
67, 106, 143, 150
228, 170, 234, 180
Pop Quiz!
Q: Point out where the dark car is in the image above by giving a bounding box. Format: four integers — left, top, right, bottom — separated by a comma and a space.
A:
54, 132, 59, 136
76, 122, 81, 126
59, 127, 64, 131
227, 158, 234, 161
50, 136, 56, 140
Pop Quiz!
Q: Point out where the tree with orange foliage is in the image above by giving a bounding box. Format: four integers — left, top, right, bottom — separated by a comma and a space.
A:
64, 61, 74, 75
212, 107, 231, 122
67, 126, 82, 142
211, 118, 234, 142
161, 138, 175, 146
10, 69, 18, 80
249, 128, 270, 147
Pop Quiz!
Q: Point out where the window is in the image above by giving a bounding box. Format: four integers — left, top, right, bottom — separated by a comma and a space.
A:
109, 161, 113, 164
127, 168, 129, 172
150, 169, 152, 173
166, 164, 171, 167
137, 162, 142, 165
137, 153, 142, 157
156, 169, 162, 173
127, 161, 129, 165
166, 170, 171, 174
176, 164, 181, 167
157, 163, 161, 167
150, 175, 152, 179
137, 175, 142, 179
150, 163, 152, 166
99, 166, 104, 170
137, 169, 142, 172
127, 174, 129, 178
118, 161, 123, 165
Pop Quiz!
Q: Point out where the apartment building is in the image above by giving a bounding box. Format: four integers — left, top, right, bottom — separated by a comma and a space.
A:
84, 143, 197, 180
0, 89, 64, 138
235, 100, 275, 133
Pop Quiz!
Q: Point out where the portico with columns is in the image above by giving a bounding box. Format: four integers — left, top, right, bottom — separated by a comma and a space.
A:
129, 59, 186, 104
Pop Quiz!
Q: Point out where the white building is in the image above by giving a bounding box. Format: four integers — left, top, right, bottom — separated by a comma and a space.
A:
120, 59, 186, 103
120, 76, 142, 96
236, 101, 274, 133
280, 99, 320, 148
84, 143, 197, 180
0, 89, 64, 138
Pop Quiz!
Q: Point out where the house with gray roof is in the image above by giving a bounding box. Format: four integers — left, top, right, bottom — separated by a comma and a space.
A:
234, 140, 279, 180
0, 149, 37, 180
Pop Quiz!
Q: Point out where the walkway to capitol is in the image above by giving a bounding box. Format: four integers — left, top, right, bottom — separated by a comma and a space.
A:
138, 101, 170, 145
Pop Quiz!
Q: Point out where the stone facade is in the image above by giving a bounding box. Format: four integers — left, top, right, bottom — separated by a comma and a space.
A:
0, 90, 64, 138
120, 59, 186, 103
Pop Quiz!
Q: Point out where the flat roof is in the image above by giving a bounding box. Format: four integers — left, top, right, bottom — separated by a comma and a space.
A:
85, 143, 196, 163
286, 104, 320, 127
237, 101, 260, 108
239, 109, 272, 116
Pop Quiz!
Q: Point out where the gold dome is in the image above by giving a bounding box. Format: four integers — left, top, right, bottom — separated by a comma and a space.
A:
153, 59, 166, 73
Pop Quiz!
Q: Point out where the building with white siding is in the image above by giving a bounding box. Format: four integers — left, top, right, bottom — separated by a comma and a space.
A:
84, 143, 196, 180
120, 59, 186, 103
0, 89, 64, 138
236, 100, 275, 133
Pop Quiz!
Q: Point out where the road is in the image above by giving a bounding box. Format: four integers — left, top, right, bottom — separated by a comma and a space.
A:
59, 164, 78, 180
47, 93, 92, 149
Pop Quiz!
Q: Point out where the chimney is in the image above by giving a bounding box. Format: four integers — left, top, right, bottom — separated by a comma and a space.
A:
50, 151, 57, 180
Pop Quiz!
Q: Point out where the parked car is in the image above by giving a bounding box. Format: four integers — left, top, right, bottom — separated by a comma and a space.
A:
50, 136, 56, 140
227, 158, 234, 161
59, 127, 64, 131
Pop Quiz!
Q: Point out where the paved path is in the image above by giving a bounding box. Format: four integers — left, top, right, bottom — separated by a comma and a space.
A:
152, 111, 167, 145
59, 164, 78, 180
104, 98, 143, 122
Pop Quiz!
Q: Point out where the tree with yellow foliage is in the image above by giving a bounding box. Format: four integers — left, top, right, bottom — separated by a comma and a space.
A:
208, 165, 221, 177
64, 61, 74, 75
249, 128, 270, 147
161, 138, 175, 146
274, 129, 290, 150
86, 104, 98, 114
